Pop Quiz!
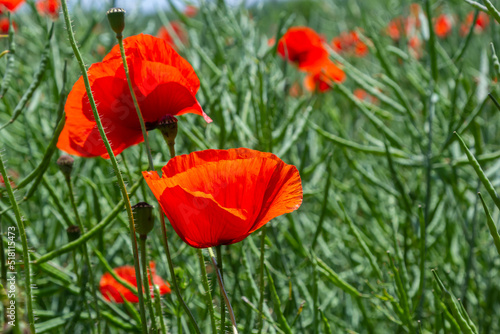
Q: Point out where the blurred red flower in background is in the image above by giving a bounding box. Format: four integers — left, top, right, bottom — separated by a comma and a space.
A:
36, 0, 59, 19
331, 30, 368, 57
304, 61, 345, 93
434, 14, 453, 38
0, 0, 24, 12
460, 11, 490, 36
157, 21, 188, 49
100, 263, 171, 303
143, 148, 303, 249
57, 34, 211, 158
277, 26, 329, 71
184, 5, 198, 17
354, 88, 378, 104
0, 17, 15, 34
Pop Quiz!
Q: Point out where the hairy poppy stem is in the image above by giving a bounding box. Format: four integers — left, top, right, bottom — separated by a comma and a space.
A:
59, 1, 148, 333
0, 157, 35, 333
139, 236, 158, 332
65, 177, 101, 332
257, 225, 267, 333
116, 35, 155, 171
197, 249, 217, 334
207, 247, 238, 334
159, 209, 201, 334
216, 246, 225, 333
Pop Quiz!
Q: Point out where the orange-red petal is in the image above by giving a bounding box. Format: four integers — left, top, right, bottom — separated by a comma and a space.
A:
99, 263, 170, 304
143, 148, 303, 248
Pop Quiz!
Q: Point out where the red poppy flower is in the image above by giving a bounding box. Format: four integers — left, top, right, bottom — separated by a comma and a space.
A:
143, 148, 303, 249
408, 35, 422, 59
354, 88, 378, 104
304, 61, 345, 93
100, 262, 171, 303
57, 34, 211, 158
277, 26, 329, 71
184, 5, 198, 17
460, 11, 490, 36
434, 14, 452, 38
332, 31, 368, 57
36, 0, 59, 19
0, 0, 24, 12
157, 21, 188, 49
0, 17, 15, 34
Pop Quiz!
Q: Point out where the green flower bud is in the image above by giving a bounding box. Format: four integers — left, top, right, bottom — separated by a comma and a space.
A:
66, 225, 81, 242
132, 202, 154, 237
106, 8, 126, 38
158, 115, 178, 146
56, 155, 74, 179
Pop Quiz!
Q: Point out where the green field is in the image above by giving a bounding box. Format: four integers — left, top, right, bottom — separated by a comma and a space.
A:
1, 0, 500, 333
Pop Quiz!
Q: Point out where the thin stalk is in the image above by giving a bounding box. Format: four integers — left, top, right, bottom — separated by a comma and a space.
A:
217, 245, 226, 333
159, 209, 201, 334
66, 177, 101, 332
139, 236, 158, 332
0, 157, 35, 333
207, 247, 238, 334
257, 225, 267, 334
197, 248, 217, 334
59, 1, 148, 332
152, 277, 168, 334
117, 36, 155, 171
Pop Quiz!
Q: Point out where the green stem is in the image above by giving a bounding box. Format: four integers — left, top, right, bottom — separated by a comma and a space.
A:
197, 249, 217, 334
117, 36, 155, 171
207, 247, 238, 334
159, 209, 201, 334
257, 225, 267, 334
66, 177, 101, 332
0, 158, 35, 333
152, 277, 168, 334
139, 237, 158, 332
59, 1, 148, 332
216, 246, 225, 333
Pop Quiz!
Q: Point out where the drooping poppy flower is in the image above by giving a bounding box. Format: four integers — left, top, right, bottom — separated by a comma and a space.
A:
277, 26, 329, 72
36, 0, 59, 19
460, 11, 490, 36
0, 0, 24, 12
100, 262, 171, 303
304, 61, 346, 93
184, 4, 198, 17
157, 21, 188, 49
57, 34, 211, 158
143, 148, 303, 249
434, 14, 453, 38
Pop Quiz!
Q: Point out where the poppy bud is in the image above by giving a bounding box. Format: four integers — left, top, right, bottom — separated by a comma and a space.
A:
67, 225, 81, 242
56, 155, 74, 179
132, 202, 154, 237
106, 8, 126, 38
158, 115, 178, 146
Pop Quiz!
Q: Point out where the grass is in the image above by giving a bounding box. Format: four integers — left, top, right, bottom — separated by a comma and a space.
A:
1, 0, 500, 333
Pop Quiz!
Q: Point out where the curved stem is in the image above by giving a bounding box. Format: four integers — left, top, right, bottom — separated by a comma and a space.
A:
197, 248, 217, 334
159, 210, 201, 334
139, 237, 158, 332
0, 157, 35, 333
59, 1, 147, 332
117, 36, 155, 171
207, 247, 238, 334
66, 178, 101, 332
257, 225, 267, 333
